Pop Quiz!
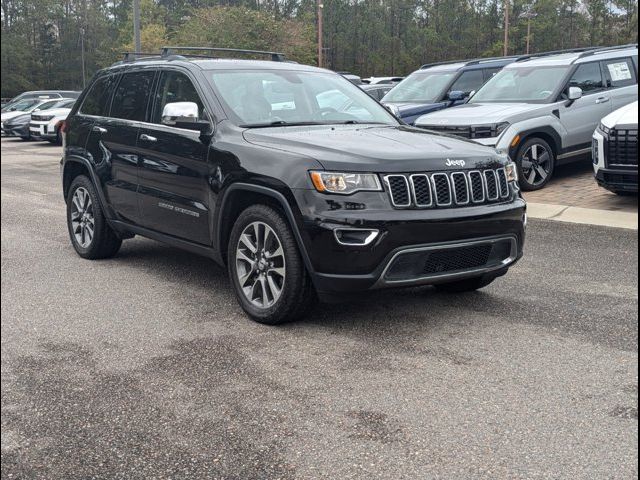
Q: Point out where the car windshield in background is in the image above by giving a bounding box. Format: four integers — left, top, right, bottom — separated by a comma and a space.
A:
207, 70, 398, 127
381, 71, 457, 103
5, 99, 40, 112
49, 99, 75, 109
470, 66, 570, 103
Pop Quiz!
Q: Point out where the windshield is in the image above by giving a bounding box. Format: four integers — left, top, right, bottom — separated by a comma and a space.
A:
381, 71, 457, 103
4, 99, 40, 112
207, 70, 398, 127
470, 66, 570, 103
34, 100, 62, 111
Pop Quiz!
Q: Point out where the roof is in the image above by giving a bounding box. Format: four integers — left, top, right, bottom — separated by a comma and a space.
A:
510, 44, 638, 68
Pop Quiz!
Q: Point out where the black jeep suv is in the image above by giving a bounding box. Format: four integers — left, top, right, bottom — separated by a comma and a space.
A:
60, 47, 526, 324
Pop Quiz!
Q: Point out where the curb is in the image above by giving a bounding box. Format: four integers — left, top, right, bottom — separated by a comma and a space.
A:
527, 202, 638, 230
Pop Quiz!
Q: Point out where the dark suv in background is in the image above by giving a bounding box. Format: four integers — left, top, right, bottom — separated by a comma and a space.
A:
381, 56, 521, 124
61, 47, 526, 324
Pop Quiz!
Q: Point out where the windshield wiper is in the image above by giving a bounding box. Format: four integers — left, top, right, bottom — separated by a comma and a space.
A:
240, 120, 327, 128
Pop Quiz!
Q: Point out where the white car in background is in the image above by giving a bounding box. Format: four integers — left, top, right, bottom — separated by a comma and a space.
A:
29, 98, 76, 144
1, 98, 66, 134
592, 101, 638, 195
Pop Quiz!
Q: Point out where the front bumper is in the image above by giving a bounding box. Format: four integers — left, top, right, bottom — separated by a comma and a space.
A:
293, 189, 526, 293
29, 121, 57, 139
1, 123, 30, 138
595, 168, 638, 193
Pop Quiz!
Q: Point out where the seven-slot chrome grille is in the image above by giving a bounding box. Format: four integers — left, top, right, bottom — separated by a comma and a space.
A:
384, 168, 511, 209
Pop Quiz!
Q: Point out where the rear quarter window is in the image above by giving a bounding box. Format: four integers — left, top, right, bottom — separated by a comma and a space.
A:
79, 75, 119, 116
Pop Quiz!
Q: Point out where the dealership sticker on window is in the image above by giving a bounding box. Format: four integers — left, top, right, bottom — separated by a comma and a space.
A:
607, 62, 632, 82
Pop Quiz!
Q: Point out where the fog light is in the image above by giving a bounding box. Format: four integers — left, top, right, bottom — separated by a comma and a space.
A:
334, 228, 379, 246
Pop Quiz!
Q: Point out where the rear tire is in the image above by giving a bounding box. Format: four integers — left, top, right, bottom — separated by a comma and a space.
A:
66, 175, 122, 259
434, 275, 496, 293
516, 137, 555, 191
228, 204, 316, 325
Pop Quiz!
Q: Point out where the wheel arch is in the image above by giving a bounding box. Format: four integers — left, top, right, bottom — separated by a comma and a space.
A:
509, 127, 562, 160
62, 157, 115, 219
215, 183, 315, 276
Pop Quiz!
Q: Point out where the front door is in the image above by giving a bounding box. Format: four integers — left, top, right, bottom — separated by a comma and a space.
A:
559, 61, 613, 151
136, 70, 212, 245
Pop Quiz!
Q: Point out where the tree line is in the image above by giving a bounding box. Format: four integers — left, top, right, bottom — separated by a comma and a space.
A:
1, 0, 638, 97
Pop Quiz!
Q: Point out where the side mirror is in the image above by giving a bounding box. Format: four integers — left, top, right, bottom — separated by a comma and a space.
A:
447, 90, 466, 102
567, 86, 583, 101
161, 101, 210, 133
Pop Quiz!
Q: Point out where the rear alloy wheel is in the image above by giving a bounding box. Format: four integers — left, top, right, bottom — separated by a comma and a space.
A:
516, 138, 555, 191
228, 205, 316, 324
66, 175, 122, 259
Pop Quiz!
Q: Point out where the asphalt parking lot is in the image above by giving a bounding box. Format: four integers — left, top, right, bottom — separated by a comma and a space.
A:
1, 137, 638, 479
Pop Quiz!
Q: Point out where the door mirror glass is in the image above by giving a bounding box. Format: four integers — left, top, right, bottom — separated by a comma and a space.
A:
161, 101, 200, 125
567, 86, 583, 101
448, 90, 466, 101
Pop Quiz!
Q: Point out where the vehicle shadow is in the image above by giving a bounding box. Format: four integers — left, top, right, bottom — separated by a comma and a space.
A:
110, 236, 511, 334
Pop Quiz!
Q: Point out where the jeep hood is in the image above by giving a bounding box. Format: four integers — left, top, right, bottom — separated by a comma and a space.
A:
415, 102, 549, 126
243, 125, 503, 172
34, 107, 72, 118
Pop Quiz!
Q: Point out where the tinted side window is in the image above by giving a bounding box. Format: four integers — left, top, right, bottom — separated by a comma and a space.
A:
484, 68, 501, 81
568, 63, 604, 93
449, 70, 485, 94
79, 75, 118, 116
151, 71, 205, 124
111, 71, 155, 121
602, 58, 636, 88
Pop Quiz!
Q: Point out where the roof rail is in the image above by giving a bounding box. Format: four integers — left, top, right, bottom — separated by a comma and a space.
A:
161, 46, 286, 62
515, 46, 600, 62
420, 55, 524, 70
121, 52, 162, 62
577, 43, 638, 59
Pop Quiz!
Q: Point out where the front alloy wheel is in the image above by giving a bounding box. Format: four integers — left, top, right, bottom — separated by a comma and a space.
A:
228, 205, 316, 324
517, 138, 555, 191
235, 221, 286, 309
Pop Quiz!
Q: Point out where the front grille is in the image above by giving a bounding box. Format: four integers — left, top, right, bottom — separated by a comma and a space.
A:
423, 244, 492, 274
384, 168, 512, 209
605, 129, 638, 167
420, 125, 497, 139
383, 238, 515, 282
30, 115, 49, 122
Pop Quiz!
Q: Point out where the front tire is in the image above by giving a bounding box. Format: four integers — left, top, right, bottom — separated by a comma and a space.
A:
66, 175, 122, 259
434, 275, 497, 293
516, 137, 555, 191
228, 205, 315, 325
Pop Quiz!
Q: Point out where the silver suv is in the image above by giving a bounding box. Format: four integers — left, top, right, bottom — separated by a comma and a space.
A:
415, 45, 638, 190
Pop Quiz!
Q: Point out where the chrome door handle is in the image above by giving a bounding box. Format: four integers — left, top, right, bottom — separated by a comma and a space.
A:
92, 126, 107, 134
596, 97, 610, 104
139, 134, 157, 142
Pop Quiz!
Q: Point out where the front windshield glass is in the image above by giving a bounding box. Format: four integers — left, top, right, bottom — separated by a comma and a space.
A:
381, 71, 457, 103
34, 100, 62, 111
470, 66, 570, 103
6, 99, 40, 112
207, 70, 398, 127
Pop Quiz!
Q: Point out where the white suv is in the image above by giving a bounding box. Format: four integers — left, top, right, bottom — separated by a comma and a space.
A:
415, 45, 638, 190
29, 99, 76, 144
592, 101, 638, 195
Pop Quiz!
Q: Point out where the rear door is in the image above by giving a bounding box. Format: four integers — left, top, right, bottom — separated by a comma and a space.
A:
601, 57, 638, 111
558, 61, 612, 151
82, 69, 156, 224
136, 69, 212, 245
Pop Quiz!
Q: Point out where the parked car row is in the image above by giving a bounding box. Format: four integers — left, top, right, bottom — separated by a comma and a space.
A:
1, 91, 79, 144
372, 44, 638, 191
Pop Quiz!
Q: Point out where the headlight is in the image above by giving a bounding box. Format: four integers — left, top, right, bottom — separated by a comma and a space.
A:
599, 122, 611, 135
469, 122, 510, 139
310, 171, 382, 195
505, 161, 518, 183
